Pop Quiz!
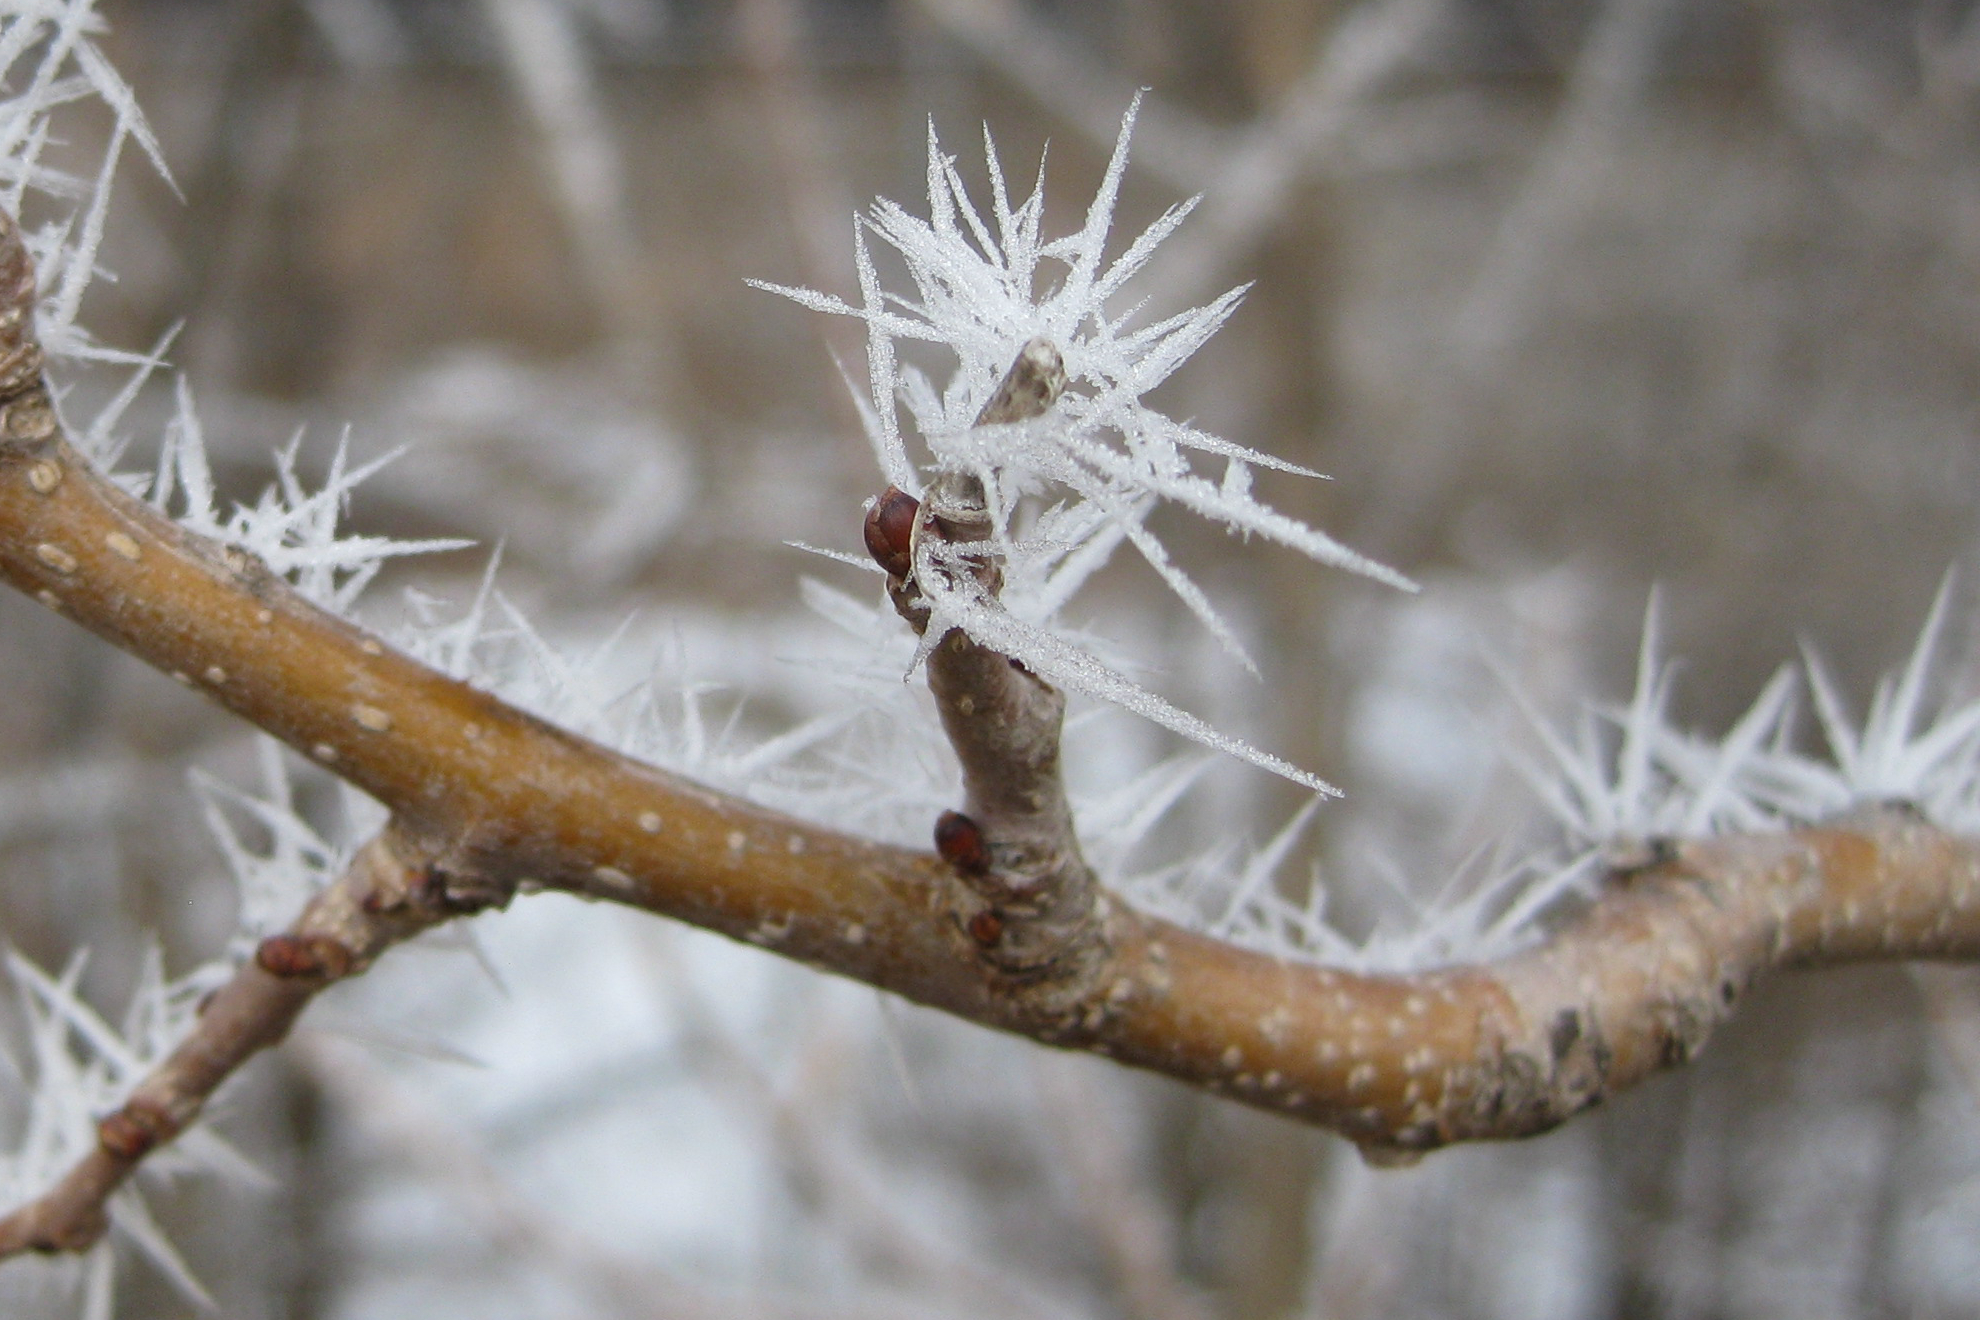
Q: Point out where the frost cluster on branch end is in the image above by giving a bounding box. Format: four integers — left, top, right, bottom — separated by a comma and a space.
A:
757, 97, 1414, 793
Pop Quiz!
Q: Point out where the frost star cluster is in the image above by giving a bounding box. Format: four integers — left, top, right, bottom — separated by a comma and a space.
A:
758, 99, 1415, 792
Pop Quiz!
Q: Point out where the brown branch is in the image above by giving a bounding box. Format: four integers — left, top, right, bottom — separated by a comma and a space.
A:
0, 829, 469, 1256
0, 209, 1979, 1258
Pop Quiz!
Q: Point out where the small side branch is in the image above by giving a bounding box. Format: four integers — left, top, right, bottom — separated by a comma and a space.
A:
0, 831, 473, 1258
872, 341, 1110, 1001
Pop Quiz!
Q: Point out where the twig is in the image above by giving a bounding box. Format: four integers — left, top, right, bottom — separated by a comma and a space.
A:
0, 830, 465, 1255
875, 339, 1109, 999
0, 205, 1977, 1238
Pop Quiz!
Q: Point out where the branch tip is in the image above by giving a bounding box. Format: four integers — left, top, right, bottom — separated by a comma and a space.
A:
971, 336, 1067, 428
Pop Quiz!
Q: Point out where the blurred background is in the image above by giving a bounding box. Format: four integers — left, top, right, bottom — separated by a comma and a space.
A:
3, 0, 1980, 1315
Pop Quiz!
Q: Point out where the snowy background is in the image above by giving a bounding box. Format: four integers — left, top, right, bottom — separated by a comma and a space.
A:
3, 0, 1980, 1316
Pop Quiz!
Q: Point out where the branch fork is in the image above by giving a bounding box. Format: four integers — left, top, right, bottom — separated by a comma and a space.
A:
864, 339, 1115, 1008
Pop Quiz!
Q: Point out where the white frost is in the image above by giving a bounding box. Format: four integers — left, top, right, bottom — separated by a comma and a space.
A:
758, 97, 1413, 789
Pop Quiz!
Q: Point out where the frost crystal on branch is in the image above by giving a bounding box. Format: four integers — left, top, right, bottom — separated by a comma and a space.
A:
149, 380, 470, 614
757, 97, 1414, 790
1774, 575, 1980, 830
0, 0, 170, 368
1507, 598, 1803, 850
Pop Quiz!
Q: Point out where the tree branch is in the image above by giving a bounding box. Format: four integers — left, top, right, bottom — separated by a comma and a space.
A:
0, 203, 1978, 1252
0, 829, 468, 1256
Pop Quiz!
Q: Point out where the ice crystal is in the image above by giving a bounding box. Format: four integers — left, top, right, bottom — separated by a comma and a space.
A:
0, 950, 268, 1310
1505, 581, 1980, 884
1122, 803, 1604, 973
0, 0, 172, 368
1770, 576, 1980, 830
392, 564, 963, 847
757, 98, 1414, 791
194, 736, 384, 958
1506, 596, 1802, 850
149, 380, 470, 614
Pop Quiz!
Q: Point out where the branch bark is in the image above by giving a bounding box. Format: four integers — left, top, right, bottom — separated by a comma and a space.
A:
1, 206, 1979, 1259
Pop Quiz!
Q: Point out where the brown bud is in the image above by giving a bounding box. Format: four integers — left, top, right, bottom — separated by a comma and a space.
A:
973, 338, 1067, 427
967, 909, 1004, 946
25, 1210, 105, 1254
934, 809, 990, 876
98, 1098, 172, 1161
255, 933, 353, 979
863, 486, 919, 579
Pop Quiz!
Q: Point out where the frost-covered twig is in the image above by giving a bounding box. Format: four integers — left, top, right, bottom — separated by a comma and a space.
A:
863, 339, 1112, 999
0, 831, 456, 1258
758, 105, 1413, 791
